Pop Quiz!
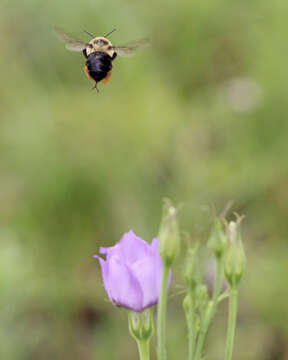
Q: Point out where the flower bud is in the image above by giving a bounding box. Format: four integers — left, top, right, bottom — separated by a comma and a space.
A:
195, 284, 209, 309
207, 217, 227, 259
158, 200, 180, 267
195, 285, 209, 321
224, 218, 246, 288
128, 309, 154, 341
184, 243, 199, 291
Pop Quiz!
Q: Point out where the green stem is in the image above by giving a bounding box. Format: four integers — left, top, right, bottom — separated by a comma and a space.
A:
136, 339, 150, 360
224, 288, 238, 360
212, 258, 223, 304
157, 264, 170, 360
194, 302, 212, 360
186, 291, 196, 360
194, 258, 223, 360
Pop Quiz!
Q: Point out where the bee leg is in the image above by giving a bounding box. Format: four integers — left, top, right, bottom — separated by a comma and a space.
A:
83, 49, 88, 58
91, 82, 100, 92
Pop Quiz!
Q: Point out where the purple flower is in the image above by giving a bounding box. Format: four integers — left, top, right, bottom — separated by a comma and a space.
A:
94, 230, 171, 312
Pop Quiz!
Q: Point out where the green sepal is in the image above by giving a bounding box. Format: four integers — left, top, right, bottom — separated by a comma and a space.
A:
128, 309, 154, 342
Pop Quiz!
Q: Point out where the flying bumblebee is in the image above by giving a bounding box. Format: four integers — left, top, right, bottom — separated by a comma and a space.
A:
55, 28, 149, 91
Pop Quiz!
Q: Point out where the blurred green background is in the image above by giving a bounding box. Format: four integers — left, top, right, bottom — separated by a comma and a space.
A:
1, 0, 288, 358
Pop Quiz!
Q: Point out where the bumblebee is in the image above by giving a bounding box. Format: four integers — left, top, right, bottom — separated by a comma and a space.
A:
55, 28, 149, 91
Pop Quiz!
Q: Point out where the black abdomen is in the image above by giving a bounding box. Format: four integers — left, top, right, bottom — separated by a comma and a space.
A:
85, 52, 114, 83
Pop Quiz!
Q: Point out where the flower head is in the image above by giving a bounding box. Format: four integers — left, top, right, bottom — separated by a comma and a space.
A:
94, 230, 171, 312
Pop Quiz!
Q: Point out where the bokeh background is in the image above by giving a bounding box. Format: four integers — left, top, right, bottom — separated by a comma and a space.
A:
1, 0, 288, 358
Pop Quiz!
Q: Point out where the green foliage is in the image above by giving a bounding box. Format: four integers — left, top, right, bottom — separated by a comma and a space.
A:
1, 0, 288, 358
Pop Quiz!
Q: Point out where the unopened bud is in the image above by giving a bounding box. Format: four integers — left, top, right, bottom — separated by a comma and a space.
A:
184, 243, 199, 291
224, 217, 246, 288
208, 218, 227, 259
158, 200, 180, 267
195, 284, 209, 311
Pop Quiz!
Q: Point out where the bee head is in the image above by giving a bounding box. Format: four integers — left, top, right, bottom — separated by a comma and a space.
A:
87, 37, 114, 57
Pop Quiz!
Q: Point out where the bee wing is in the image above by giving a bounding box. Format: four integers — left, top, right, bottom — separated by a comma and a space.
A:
54, 28, 91, 52
111, 38, 150, 57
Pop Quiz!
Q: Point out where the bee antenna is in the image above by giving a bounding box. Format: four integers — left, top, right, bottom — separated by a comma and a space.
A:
104, 28, 117, 38
82, 28, 95, 38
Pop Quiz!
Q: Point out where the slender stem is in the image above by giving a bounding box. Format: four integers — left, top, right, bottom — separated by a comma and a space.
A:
186, 291, 196, 360
212, 258, 223, 304
157, 264, 170, 360
194, 301, 212, 360
224, 288, 238, 360
194, 258, 223, 360
136, 339, 150, 360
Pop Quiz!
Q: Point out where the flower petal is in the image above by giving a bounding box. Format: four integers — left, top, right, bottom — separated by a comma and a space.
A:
130, 254, 162, 309
150, 237, 172, 288
107, 255, 144, 311
99, 243, 122, 263
150, 237, 159, 253
118, 230, 150, 263
93, 255, 112, 301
